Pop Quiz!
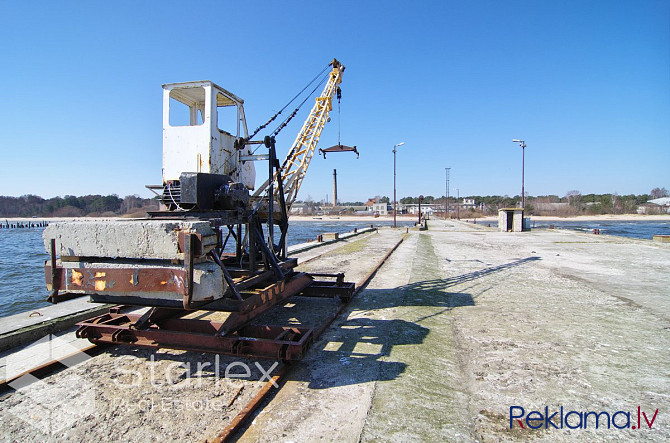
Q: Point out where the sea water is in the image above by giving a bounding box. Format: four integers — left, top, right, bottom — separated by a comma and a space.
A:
0, 220, 414, 318
528, 219, 670, 239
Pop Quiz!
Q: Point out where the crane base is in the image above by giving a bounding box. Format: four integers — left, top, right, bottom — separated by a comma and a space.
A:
75, 274, 354, 361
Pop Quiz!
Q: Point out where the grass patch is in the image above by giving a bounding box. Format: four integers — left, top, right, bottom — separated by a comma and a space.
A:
328, 235, 374, 256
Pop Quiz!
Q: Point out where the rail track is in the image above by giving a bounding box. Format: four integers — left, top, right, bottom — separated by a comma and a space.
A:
0, 233, 406, 442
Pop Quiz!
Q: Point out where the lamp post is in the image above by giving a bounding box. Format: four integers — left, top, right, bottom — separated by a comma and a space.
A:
445, 167, 450, 219
512, 139, 526, 209
418, 195, 424, 225
393, 142, 405, 228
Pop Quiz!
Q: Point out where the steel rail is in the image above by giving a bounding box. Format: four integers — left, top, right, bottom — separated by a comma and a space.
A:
2, 234, 406, 440
209, 234, 406, 442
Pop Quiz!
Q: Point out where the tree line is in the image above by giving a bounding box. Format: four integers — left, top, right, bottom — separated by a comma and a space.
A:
9, 188, 659, 218
0, 194, 159, 218
294, 187, 668, 217
394, 187, 668, 216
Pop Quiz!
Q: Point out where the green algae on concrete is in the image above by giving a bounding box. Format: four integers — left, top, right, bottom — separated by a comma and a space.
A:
360, 233, 474, 441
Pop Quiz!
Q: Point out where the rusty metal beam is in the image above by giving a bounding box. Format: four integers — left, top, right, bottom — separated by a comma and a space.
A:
183, 233, 195, 309
73, 271, 353, 361
210, 363, 289, 442
76, 312, 314, 361
216, 272, 313, 335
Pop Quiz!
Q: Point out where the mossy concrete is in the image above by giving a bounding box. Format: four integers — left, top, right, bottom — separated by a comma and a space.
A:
242, 219, 670, 442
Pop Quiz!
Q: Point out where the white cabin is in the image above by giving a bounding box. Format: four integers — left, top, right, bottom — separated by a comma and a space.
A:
162, 81, 256, 189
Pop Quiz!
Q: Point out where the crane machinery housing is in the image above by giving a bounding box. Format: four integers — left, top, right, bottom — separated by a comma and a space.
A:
42, 59, 353, 361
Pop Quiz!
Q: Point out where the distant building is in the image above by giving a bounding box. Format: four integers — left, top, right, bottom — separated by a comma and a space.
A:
407, 204, 437, 215
461, 198, 476, 209
372, 203, 391, 215
290, 202, 308, 214
639, 197, 670, 214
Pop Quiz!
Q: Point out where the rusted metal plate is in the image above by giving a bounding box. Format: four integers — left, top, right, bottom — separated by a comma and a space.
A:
45, 264, 188, 295
300, 281, 355, 301
215, 273, 313, 335
177, 231, 203, 256
71, 270, 355, 360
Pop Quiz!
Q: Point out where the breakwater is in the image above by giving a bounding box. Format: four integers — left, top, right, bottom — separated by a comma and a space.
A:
0, 220, 48, 229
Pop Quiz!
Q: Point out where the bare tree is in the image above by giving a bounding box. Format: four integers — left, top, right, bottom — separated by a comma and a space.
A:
611, 193, 622, 214
650, 187, 669, 199
566, 190, 581, 205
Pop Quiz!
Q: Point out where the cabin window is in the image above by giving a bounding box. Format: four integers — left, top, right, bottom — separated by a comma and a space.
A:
216, 92, 237, 135
169, 87, 205, 127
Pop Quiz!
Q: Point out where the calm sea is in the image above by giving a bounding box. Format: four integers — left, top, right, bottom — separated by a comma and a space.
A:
490, 219, 670, 239
0, 219, 414, 318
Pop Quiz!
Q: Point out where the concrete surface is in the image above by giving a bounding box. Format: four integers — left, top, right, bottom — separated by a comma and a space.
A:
0, 298, 111, 352
0, 228, 397, 442
240, 220, 670, 442
2, 222, 669, 441
43, 219, 217, 259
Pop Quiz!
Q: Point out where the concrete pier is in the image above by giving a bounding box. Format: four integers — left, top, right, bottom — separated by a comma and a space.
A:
242, 220, 670, 441
0, 298, 111, 352
2, 221, 669, 441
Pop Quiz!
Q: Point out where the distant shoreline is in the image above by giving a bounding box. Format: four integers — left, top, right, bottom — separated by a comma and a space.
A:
291, 214, 670, 222
1, 213, 668, 224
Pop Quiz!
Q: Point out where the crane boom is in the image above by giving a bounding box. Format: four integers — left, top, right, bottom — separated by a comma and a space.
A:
253, 59, 344, 210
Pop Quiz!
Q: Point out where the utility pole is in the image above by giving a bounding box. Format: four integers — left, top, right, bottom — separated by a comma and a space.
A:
332, 169, 337, 207
393, 142, 405, 228
445, 167, 450, 219
457, 188, 460, 220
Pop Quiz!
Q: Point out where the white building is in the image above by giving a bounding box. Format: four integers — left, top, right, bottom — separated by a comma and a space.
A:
461, 198, 476, 209
372, 203, 391, 215
640, 197, 670, 214
290, 202, 308, 214
407, 205, 435, 215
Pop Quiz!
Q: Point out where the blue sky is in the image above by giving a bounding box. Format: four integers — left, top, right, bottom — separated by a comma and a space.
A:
1, 0, 668, 202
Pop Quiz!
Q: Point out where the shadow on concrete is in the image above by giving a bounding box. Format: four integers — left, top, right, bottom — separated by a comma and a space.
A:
431, 255, 540, 290
293, 255, 541, 389
101, 256, 542, 391
296, 315, 429, 389
399, 255, 541, 306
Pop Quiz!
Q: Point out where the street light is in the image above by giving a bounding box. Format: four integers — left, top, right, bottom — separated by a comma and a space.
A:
512, 139, 526, 209
393, 142, 405, 228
